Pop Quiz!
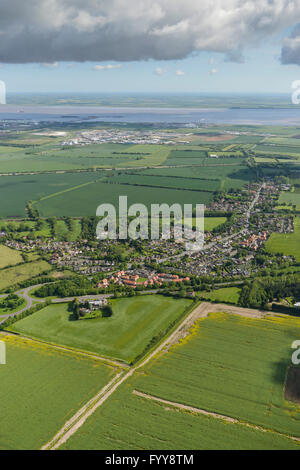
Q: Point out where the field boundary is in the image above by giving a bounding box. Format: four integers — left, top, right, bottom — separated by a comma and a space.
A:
1, 331, 129, 369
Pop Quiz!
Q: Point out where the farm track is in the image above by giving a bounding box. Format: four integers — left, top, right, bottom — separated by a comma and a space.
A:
41, 301, 268, 450
132, 390, 300, 444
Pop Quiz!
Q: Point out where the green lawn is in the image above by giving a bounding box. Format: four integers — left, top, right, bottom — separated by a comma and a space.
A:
266, 217, 300, 261
0, 334, 117, 450
8, 295, 193, 363
0, 245, 23, 269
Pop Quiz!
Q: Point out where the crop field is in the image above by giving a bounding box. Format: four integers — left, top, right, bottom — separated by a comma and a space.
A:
266, 217, 300, 261
0, 142, 170, 172
132, 312, 300, 439
60, 312, 300, 450
35, 180, 213, 217
0, 245, 23, 269
0, 171, 105, 217
140, 165, 256, 191
105, 173, 221, 192
200, 287, 240, 304
163, 149, 207, 165
0, 260, 52, 290
0, 334, 116, 450
60, 381, 299, 450
8, 295, 193, 363
254, 144, 300, 155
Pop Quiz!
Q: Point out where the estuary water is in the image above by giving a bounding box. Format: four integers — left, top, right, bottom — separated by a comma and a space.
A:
1, 105, 300, 125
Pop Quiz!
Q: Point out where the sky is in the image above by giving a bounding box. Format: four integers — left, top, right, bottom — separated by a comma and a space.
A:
1, 0, 300, 94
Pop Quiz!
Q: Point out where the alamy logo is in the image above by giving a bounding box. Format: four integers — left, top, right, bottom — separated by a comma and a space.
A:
291, 340, 300, 365
96, 196, 204, 252
0, 80, 6, 105
0, 341, 6, 364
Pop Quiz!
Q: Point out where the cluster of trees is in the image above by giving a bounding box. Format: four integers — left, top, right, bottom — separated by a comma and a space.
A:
70, 299, 113, 321
239, 275, 300, 309
0, 294, 23, 310
35, 277, 95, 298
26, 202, 39, 220
81, 217, 98, 241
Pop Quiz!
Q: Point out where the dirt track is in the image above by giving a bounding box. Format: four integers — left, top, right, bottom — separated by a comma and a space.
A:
132, 390, 300, 444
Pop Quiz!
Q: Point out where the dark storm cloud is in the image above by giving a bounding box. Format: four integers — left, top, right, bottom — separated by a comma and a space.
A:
0, 0, 299, 64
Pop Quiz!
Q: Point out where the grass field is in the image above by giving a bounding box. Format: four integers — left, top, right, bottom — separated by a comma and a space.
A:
0, 260, 52, 290
61, 312, 300, 450
0, 245, 23, 269
266, 217, 300, 261
181, 216, 227, 231
200, 287, 240, 304
132, 312, 300, 439
278, 190, 300, 210
8, 295, 193, 363
0, 334, 117, 450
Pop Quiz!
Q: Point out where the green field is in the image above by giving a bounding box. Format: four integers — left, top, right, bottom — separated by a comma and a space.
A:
200, 287, 240, 304
0, 260, 52, 290
8, 295, 193, 363
181, 216, 227, 231
35, 180, 213, 217
61, 381, 299, 450
0, 245, 23, 269
266, 217, 300, 261
0, 335, 117, 450
61, 312, 300, 450
133, 312, 300, 439
278, 190, 300, 210
0, 142, 170, 173
104, 173, 220, 192
140, 165, 256, 191
0, 172, 105, 217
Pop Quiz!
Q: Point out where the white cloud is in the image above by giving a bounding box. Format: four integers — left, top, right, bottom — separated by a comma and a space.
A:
281, 24, 300, 65
93, 64, 122, 71
0, 1, 298, 64
41, 62, 59, 68
176, 69, 185, 76
154, 67, 167, 76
